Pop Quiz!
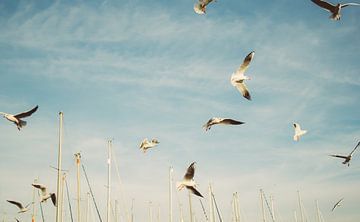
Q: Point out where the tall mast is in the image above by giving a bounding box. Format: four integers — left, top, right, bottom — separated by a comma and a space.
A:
131, 199, 134, 222
75, 153, 81, 222
294, 211, 298, 222
209, 184, 215, 222
260, 190, 266, 222
157, 204, 160, 222
297, 191, 304, 222
56, 112, 64, 222
234, 192, 240, 222
86, 192, 90, 222
315, 200, 321, 222
149, 201, 153, 222
188, 191, 193, 222
107, 140, 112, 222
169, 166, 173, 222
32, 178, 38, 222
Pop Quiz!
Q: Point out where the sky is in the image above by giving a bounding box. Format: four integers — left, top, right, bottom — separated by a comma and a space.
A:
0, 0, 360, 221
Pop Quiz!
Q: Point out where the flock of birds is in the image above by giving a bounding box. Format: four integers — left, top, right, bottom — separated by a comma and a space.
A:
1, 0, 359, 220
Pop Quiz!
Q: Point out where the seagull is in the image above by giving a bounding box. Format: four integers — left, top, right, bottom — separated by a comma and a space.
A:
311, 0, 360, 20
331, 198, 344, 211
0, 105, 38, 130
230, 51, 255, 101
293, 123, 307, 141
194, 0, 215, 14
31, 183, 56, 206
203, 118, 245, 131
177, 162, 203, 198
330, 141, 360, 166
139, 138, 159, 153
6, 200, 32, 213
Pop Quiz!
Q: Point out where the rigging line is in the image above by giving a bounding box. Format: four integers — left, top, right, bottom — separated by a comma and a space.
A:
82, 164, 103, 222
211, 192, 223, 222
65, 178, 74, 222
199, 199, 209, 222
262, 192, 275, 222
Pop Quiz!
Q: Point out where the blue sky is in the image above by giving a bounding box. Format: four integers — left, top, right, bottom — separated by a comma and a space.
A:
0, 0, 360, 221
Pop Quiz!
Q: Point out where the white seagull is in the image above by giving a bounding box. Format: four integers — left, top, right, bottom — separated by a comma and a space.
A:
177, 162, 203, 198
0, 105, 38, 130
31, 183, 56, 206
311, 0, 360, 20
293, 123, 307, 141
194, 0, 215, 14
330, 141, 360, 166
139, 138, 159, 153
6, 200, 32, 213
203, 117, 245, 131
230, 51, 255, 101
331, 198, 344, 211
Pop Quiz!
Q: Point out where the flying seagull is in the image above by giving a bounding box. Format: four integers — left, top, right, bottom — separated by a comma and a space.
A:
177, 162, 203, 198
330, 141, 360, 166
311, 0, 360, 20
0, 105, 38, 130
230, 51, 255, 101
31, 183, 56, 206
293, 123, 307, 141
331, 198, 344, 211
203, 117, 245, 131
139, 138, 159, 153
6, 200, 32, 213
194, 0, 215, 14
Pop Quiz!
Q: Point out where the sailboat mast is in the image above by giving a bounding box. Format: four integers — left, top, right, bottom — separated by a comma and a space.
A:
188, 191, 193, 222
297, 191, 304, 222
56, 112, 64, 222
260, 190, 266, 222
75, 153, 81, 222
315, 200, 321, 222
107, 140, 112, 222
270, 195, 275, 222
32, 178, 38, 222
169, 166, 173, 222
209, 184, 215, 222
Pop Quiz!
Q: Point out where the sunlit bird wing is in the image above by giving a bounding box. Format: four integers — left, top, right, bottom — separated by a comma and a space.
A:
187, 186, 204, 198
184, 162, 196, 180
311, 0, 336, 12
14, 106, 38, 119
7, 200, 23, 209
236, 51, 255, 75
220, 119, 245, 125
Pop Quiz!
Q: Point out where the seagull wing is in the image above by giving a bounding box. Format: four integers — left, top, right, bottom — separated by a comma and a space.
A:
341, 3, 360, 8
234, 82, 251, 100
184, 162, 196, 180
311, 0, 336, 12
349, 141, 360, 156
7, 200, 23, 209
332, 198, 344, 211
32, 183, 47, 196
50, 193, 57, 206
14, 106, 38, 119
220, 119, 245, 125
202, 0, 214, 6
330, 154, 348, 159
187, 186, 204, 198
236, 51, 255, 75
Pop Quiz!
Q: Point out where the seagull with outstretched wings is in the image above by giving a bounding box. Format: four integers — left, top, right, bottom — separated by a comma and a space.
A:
330, 141, 360, 166
6, 200, 32, 213
194, 0, 215, 14
203, 117, 244, 131
331, 198, 344, 211
311, 0, 360, 20
231, 51, 255, 101
139, 138, 159, 153
31, 183, 56, 206
0, 105, 38, 130
177, 162, 203, 198
293, 123, 307, 141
